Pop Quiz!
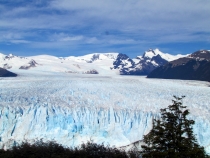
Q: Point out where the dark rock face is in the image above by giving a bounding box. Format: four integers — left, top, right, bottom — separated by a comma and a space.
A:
4, 54, 16, 60
147, 50, 210, 81
189, 50, 210, 60
28, 59, 38, 67
86, 54, 100, 63
3, 63, 12, 69
0, 68, 17, 77
112, 53, 138, 75
83, 69, 99, 74
151, 54, 168, 66
83, 53, 117, 63
133, 54, 168, 75
112, 51, 168, 75
19, 59, 38, 70
113, 53, 134, 69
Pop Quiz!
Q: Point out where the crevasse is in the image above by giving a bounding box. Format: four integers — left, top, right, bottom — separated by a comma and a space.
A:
0, 105, 210, 153
0, 105, 154, 148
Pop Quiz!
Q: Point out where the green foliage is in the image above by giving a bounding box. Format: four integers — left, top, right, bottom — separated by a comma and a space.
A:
0, 140, 140, 158
141, 96, 209, 158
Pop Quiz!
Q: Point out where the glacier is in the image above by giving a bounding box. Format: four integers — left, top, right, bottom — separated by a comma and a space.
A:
0, 72, 210, 153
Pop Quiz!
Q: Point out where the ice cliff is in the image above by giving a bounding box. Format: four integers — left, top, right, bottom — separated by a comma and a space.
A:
0, 105, 155, 148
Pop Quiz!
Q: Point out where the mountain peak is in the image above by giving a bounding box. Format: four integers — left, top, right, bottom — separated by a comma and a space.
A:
5, 54, 16, 60
142, 49, 156, 59
142, 49, 164, 59
19, 59, 38, 70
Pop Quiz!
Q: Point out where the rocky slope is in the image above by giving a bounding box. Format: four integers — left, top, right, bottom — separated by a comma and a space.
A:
19, 59, 39, 70
147, 50, 210, 81
112, 49, 185, 75
0, 68, 17, 77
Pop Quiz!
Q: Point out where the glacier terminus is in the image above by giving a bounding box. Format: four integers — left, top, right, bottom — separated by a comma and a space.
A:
0, 72, 210, 153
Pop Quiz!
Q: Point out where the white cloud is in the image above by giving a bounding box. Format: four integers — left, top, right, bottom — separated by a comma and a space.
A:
86, 37, 98, 44
10, 39, 31, 44
51, 33, 84, 42
107, 39, 136, 45
49, 0, 210, 32
1, 0, 210, 33
0, 0, 210, 52
61, 36, 83, 41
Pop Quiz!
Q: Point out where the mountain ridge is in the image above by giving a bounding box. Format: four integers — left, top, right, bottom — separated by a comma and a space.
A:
147, 50, 210, 81
0, 49, 187, 76
111, 49, 186, 75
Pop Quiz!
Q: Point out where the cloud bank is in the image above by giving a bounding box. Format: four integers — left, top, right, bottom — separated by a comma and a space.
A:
0, 0, 210, 56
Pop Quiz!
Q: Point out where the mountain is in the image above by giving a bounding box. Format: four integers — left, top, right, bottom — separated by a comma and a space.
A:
112, 49, 186, 75
0, 53, 32, 70
0, 50, 185, 76
0, 53, 119, 75
147, 50, 210, 81
0, 67, 17, 77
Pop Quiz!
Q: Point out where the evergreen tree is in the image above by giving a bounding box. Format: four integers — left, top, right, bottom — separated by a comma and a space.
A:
141, 96, 209, 158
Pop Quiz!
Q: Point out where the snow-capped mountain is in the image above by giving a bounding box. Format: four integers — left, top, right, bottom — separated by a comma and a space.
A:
140, 49, 186, 61
0, 53, 30, 70
0, 49, 186, 76
0, 53, 119, 76
112, 49, 187, 75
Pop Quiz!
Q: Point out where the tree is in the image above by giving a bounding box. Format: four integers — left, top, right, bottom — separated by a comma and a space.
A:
141, 96, 209, 158
0, 140, 140, 158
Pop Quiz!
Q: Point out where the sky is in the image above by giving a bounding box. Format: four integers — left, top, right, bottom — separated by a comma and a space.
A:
0, 0, 210, 58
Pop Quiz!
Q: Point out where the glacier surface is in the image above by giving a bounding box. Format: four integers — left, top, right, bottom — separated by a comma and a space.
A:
0, 72, 210, 153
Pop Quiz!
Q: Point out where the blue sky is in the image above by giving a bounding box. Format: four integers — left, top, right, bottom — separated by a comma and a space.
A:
0, 0, 210, 58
